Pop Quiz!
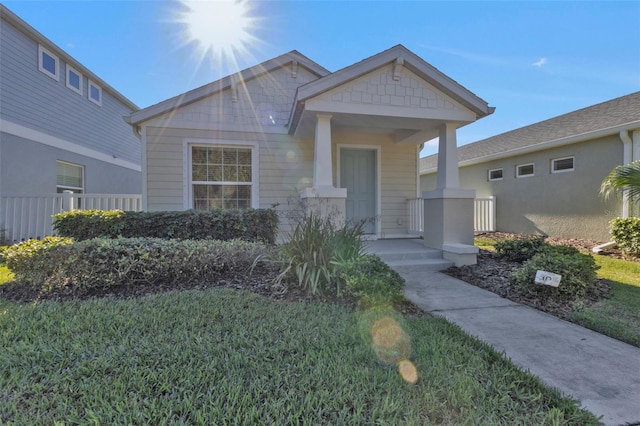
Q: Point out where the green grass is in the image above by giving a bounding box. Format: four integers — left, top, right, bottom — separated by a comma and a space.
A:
569, 255, 640, 347
0, 288, 598, 424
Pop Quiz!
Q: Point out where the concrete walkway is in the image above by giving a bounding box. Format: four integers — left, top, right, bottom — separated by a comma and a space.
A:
400, 269, 640, 426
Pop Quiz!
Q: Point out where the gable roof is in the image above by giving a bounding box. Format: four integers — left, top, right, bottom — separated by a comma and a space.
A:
289, 44, 494, 133
0, 4, 138, 111
127, 50, 329, 125
420, 91, 640, 172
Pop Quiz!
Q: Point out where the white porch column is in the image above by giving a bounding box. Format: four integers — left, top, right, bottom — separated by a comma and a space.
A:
422, 123, 478, 266
299, 113, 347, 225
436, 123, 460, 189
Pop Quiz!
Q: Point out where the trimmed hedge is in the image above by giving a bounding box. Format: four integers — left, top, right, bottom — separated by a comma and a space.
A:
494, 235, 547, 263
511, 245, 600, 301
337, 254, 405, 308
53, 209, 279, 244
610, 217, 640, 255
4, 237, 269, 293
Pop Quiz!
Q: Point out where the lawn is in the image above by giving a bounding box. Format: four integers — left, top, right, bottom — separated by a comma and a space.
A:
0, 284, 599, 424
569, 255, 640, 347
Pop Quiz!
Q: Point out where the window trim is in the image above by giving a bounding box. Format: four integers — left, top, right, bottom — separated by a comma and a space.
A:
516, 163, 535, 178
38, 45, 59, 81
183, 139, 259, 210
551, 156, 575, 174
488, 168, 503, 181
56, 160, 85, 193
88, 80, 102, 106
66, 65, 83, 95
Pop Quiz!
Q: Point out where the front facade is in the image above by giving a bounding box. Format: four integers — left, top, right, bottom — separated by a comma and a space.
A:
0, 4, 141, 199
421, 92, 640, 242
128, 45, 493, 254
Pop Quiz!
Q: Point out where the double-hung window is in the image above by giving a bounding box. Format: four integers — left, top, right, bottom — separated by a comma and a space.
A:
191, 145, 256, 210
56, 161, 84, 193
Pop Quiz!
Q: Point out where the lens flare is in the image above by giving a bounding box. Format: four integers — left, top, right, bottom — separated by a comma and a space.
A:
398, 359, 418, 384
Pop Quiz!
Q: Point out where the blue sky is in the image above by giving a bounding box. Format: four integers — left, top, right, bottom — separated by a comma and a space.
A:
5, 0, 639, 156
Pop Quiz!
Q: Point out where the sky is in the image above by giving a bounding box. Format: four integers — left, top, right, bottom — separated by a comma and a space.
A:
5, 0, 640, 157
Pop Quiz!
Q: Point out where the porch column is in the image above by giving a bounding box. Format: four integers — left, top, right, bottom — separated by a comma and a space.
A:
299, 113, 347, 225
422, 123, 478, 266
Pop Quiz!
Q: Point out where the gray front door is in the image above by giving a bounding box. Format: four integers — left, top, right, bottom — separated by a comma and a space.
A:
340, 148, 376, 234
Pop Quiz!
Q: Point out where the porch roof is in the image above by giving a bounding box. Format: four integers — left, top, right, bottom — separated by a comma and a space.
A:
289, 44, 495, 141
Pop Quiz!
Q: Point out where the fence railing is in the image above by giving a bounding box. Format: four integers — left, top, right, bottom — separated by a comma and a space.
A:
0, 192, 142, 243
407, 196, 496, 234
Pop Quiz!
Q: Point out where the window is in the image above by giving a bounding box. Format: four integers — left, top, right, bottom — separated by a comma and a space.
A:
66, 65, 83, 95
88, 80, 102, 105
191, 145, 255, 209
56, 161, 84, 193
551, 156, 574, 173
38, 45, 59, 81
516, 163, 535, 178
488, 168, 503, 181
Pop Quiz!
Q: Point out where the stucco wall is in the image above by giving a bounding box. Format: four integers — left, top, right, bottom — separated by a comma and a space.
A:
420, 135, 624, 242
1, 132, 141, 194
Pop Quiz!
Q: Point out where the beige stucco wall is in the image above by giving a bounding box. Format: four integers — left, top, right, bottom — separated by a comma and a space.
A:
420, 135, 624, 242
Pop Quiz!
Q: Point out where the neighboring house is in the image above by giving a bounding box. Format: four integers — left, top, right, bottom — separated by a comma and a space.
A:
127, 44, 494, 261
0, 5, 141, 240
420, 91, 640, 242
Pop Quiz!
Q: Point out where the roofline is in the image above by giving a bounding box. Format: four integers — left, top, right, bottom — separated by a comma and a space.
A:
128, 51, 330, 126
288, 44, 494, 134
420, 120, 640, 174
0, 4, 138, 111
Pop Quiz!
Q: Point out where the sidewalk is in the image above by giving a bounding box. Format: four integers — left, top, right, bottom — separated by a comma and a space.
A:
400, 269, 640, 426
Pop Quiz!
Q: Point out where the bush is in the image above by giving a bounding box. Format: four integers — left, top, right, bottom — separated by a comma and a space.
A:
2, 237, 73, 283
610, 217, 640, 255
494, 235, 547, 263
278, 211, 365, 296
336, 254, 405, 308
5, 237, 269, 293
53, 209, 279, 244
511, 245, 600, 301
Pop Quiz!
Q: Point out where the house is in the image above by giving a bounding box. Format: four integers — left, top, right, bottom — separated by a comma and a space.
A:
126, 45, 494, 264
420, 91, 640, 242
0, 4, 142, 241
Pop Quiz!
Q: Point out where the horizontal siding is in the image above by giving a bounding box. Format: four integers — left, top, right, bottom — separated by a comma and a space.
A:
0, 17, 140, 165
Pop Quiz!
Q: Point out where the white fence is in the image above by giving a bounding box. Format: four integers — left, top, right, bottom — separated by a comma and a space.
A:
407, 196, 496, 234
0, 193, 142, 243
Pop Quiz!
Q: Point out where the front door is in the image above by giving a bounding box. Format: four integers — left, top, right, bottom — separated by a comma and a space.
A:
340, 148, 376, 234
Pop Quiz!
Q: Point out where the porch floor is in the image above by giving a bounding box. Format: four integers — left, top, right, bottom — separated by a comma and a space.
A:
363, 238, 453, 272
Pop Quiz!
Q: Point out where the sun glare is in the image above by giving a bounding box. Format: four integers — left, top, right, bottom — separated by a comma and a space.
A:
176, 0, 257, 66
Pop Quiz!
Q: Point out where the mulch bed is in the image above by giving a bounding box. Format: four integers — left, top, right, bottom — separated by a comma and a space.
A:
444, 232, 638, 319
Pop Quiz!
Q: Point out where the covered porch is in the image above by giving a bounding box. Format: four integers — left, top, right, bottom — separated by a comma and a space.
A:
288, 45, 494, 265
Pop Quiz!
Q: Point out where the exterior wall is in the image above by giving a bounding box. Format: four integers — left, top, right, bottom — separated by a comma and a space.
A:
1, 133, 140, 194
420, 135, 623, 241
0, 14, 141, 170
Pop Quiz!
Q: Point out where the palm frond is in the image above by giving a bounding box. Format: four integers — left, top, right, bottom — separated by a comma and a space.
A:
600, 160, 640, 203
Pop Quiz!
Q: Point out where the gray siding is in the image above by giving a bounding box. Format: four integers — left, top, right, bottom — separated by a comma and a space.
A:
1, 132, 141, 194
420, 136, 623, 241
0, 16, 140, 165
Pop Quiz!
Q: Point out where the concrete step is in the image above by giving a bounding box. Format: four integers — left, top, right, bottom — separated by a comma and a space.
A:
384, 258, 454, 272
374, 248, 444, 262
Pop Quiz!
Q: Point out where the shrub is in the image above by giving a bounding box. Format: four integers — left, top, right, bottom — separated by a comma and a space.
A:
53, 209, 279, 244
610, 217, 640, 255
278, 211, 365, 296
494, 235, 547, 263
336, 254, 405, 308
511, 245, 600, 301
5, 237, 269, 293
2, 237, 73, 283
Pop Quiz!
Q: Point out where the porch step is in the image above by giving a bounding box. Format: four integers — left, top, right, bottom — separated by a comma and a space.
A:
364, 239, 454, 272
